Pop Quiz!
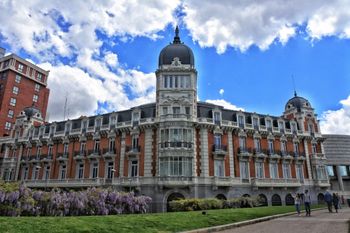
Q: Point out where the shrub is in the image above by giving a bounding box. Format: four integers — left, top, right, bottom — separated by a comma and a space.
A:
0, 183, 152, 217
169, 196, 261, 212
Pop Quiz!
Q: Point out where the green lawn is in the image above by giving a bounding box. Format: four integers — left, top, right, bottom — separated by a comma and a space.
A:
0, 205, 323, 233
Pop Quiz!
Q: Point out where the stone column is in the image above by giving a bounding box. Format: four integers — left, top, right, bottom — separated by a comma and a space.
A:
119, 132, 126, 177
228, 131, 235, 177
336, 165, 345, 191
200, 127, 209, 177
15, 144, 24, 180
192, 128, 197, 177
303, 140, 312, 179
144, 128, 153, 177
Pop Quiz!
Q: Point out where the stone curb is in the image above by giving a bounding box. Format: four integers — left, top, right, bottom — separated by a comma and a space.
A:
181, 208, 327, 233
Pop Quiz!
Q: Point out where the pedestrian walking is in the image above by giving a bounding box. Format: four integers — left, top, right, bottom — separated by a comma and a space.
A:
324, 190, 333, 213
304, 190, 311, 216
294, 193, 301, 216
333, 193, 339, 213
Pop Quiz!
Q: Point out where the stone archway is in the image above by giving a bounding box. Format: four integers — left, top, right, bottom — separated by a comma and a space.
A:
166, 192, 185, 212
285, 194, 294, 206
258, 194, 268, 206
272, 194, 282, 206
318, 193, 325, 204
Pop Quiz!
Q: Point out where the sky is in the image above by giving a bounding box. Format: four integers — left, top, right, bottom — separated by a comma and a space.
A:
0, 0, 350, 134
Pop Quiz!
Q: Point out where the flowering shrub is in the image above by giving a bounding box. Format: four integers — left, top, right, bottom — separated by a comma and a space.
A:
0, 182, 152, 216
169, 196, 262, 212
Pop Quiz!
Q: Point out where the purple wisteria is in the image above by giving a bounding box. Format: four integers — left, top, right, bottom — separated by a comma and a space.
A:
0, 183, 152, 217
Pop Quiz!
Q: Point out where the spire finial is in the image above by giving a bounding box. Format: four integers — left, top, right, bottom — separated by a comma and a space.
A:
292, 75, 297, 97
173, 25, 181, 44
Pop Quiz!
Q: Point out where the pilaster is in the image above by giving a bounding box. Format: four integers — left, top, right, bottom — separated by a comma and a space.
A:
200, 127, 209, 177
144, 128, 153, 177
228, 132, 235, 177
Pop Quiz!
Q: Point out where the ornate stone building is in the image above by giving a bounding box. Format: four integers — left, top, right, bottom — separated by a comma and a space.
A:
0, 28, 329, 212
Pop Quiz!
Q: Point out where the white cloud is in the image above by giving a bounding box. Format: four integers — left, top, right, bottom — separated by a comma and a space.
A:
183, 0, 350, 52
205, 99, 244, 111
320, 95, 350, 135
219, 89, 224, 95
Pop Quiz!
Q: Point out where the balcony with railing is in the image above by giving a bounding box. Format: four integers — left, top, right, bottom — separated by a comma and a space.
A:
159, 141, 193, 149
157, 176, 193, 187
160, 114, 191, 121
125, 145, 141, 158
29, 155, 40, 163
87, 149, 101, 160
24, 178, 105, 188
40, 154, 53, 163
74, 150, 86, 160
237, 147, 253, 158
313, 179, 330, 187
253, 149, 267, 158
56, 153, 69, 162
212, 144, 227, 158
102, 148, 117, 159
251, 178, 301, 187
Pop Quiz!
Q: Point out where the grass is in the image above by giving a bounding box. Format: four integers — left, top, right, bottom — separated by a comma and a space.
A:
0, 205, 323, 233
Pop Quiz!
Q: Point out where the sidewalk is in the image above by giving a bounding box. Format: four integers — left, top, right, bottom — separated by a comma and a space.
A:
219, 208, 350, 233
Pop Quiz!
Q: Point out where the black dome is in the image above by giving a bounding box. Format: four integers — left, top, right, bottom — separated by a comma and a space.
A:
285, 92, 312, 112
158, 26, 194, 67
23, 106, 41, 118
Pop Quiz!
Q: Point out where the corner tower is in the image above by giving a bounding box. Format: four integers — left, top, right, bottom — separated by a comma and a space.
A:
155, 27, 198, 178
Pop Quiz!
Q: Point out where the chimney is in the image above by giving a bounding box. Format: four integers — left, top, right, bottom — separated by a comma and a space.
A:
0, 47, 5, 58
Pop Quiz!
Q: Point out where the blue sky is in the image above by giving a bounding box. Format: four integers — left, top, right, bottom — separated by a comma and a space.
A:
0, 0, 350, 134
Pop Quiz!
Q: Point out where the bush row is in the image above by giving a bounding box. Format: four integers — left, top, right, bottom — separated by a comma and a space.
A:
169, 196, 262, 212
0, 182, 152, 216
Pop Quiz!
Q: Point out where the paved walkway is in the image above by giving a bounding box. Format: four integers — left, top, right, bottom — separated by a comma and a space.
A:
220, 208, 350, 233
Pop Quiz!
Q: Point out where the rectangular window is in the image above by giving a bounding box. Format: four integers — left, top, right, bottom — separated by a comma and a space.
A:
164, 76, 168, 88
296, 164, 304, 181
339, 165, 348, 176
174, 76, 178, 88
22, 167, 28, 180
15, 74, 21, 83
326, 166, 335, 177
169, 76, 173, 88
37, 73, 42, 81
132, 135, 139, 149
282, 163, 291, 178
5, 122, 11, 130
293, 143, 299, 156
63, 143, 69, 155
43, 166, 50, 180
35, 84, 40, 92
18, 63, 24, 72
270, 163, 278, 178
214, 134, 221, 147
12, 86, 19, 94
80, 142, 86, 154
255, 162, 264, 178
107, 162, 114, 179
185, 107, 190, 115
238, 115, 244, 128
32, 94, 38, 102
91, 163, 98, 178
48, 145, 53, 156
10, 97, 16, 106
32, 167, 39, 180
214, 160, 225, 177
268, 140, 274, 154
253, 117, 259, 129
7, 110, 14, 118
254, 138, 261, 152
163, 106, 168, 115
214, 112, 221, 123
281, 141, 287, 154
110, 116, 116, 126
239, 137, 246, 150
279, 121, 285, 132
109, 138, 115, 153
130, 160, 138, 177
94, 140, 100, 153
240, 161, 249, 179
77, 164, 84, 179
60, 165, 66, 180
312, 143, 317, 154
266, 119, 272, 130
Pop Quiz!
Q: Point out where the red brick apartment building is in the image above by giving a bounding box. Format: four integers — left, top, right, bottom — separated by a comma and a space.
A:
0, 47, 50, 136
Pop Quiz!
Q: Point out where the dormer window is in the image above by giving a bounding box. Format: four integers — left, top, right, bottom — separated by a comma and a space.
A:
65, 123, 71, 133
132, 112, 140, 125
266, 119, 272, 131
238, 115, 244, 128
214, 111, 221, 125
308, 123, 314, 134
253, 117, 259, 130
278, 121, 285, 132
291, 122, 297, 133
95, 118, 101, 129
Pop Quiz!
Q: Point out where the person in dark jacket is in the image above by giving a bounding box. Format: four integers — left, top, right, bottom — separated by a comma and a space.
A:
333, 193, 339, 213
324, 190, 333, 213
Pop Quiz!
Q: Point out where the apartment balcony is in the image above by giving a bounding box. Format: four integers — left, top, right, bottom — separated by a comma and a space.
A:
20, 156, 30, 163
1, 157, 17, 164
24, 178, 105, 188
212, 176, 240, 187
253, 149, 267, 159
73, 150, 86, 161
157, 176, 193, 187
212, 144, 227, 159
311, 153, 326, 165
237, 147, 253, 159
279, 151, 293, 161
29, 155, 40, 163
160, 114, 191, 121
87, 150, 101, 160
160, 141, 193, 149
267, 150, 281, 160
102, 148, 117, 160
251, 178, 302, 188
56, 153, 69, 162
125, 146, 141, 159
314, 179, 330, 187
118, 177, 141, 187
40, 154, 53, 163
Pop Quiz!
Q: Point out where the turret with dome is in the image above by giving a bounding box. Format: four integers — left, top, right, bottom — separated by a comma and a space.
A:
285, 91, 313, 113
